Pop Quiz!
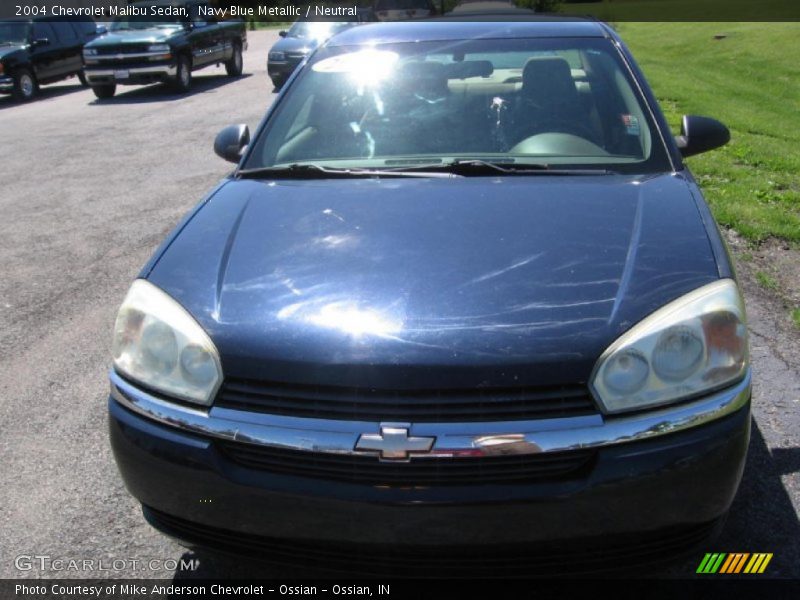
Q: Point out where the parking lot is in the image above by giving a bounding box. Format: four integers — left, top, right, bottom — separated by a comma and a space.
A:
0, 29, 798, 579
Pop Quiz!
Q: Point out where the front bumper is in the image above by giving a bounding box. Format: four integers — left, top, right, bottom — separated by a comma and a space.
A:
0, 75, 14, 93
85, 64, 176, 86
108, 369, 751, 568
267, 59, 302, 82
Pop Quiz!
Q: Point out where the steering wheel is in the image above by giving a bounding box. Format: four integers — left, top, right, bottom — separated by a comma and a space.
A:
510, 132, 609, 157
531, 118, 599, 145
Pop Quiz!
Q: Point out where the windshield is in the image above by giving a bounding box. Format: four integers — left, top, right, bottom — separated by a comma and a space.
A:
287, 21, 351, 40
245, 37, 670, 174
0, 22, 30, 45
110, 13, 185, 31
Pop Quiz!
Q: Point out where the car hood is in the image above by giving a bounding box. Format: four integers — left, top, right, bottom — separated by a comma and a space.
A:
270, 36, 317, 54
86, 27, 182, 46
147, 174, 720, 388
0, 45, 26, 60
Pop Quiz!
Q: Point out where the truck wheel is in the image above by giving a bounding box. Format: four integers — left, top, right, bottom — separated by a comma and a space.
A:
77, 70, 89, 87
225, 44, 243, 77
171, 55, 192, 92
92, 84, 116, 99
12, 69, 36, 102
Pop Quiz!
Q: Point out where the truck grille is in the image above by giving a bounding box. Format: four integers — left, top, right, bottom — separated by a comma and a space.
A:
95, 44, 151, 55
215, 378, 597, 422
217, 442, 596, 486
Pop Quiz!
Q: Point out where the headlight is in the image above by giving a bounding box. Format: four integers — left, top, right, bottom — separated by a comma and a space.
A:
83, 48, 97, 56
148, 44, 170, 53
269, 51, 285, 61
591, 279, 748, 414
112, 280, 222, 405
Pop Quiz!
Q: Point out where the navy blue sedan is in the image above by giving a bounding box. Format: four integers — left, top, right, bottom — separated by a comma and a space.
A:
109, 19, 750, 575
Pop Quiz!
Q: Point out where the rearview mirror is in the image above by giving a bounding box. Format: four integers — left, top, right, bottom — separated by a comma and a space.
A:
214, 124, 250, 163
279, 30, 287, 37
676, 115, 730, 158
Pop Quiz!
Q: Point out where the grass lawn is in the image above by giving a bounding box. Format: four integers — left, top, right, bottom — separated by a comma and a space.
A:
607, 22, 800, 243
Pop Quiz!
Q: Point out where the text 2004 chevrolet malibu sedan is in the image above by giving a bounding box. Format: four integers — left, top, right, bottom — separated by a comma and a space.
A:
108, 20, 750, 575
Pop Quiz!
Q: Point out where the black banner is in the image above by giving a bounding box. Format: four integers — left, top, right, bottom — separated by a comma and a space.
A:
2, 579, 800, 600
3, 1, 800, 23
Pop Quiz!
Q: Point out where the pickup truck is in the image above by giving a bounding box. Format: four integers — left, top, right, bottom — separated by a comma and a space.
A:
0, 16, 100, 101
82, 0, 246, 99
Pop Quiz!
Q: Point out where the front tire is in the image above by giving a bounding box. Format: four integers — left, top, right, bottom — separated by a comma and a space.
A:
171, 55, 192, 93
12, 69, 36, 102
92, 84, 116, 99
225, 44, 243, 77
77, 70, 89, 87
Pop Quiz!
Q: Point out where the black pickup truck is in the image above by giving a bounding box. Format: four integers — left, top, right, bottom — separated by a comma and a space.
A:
83, 0, 247, 99
0, 16, 100, 101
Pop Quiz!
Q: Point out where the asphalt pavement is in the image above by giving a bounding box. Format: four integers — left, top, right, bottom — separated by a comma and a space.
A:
0, 30, 798, 580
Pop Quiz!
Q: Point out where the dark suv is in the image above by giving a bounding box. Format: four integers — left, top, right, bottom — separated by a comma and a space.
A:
0, 16, 99, 101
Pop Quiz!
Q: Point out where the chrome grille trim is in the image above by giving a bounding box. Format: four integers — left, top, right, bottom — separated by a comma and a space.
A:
109, 369, 751, 458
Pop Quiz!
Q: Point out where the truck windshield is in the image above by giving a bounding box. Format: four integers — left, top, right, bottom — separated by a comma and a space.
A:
287, 21, 351, 40
110, 15, 185, 31
0, 22, 30, 45
245, 37, 671, 174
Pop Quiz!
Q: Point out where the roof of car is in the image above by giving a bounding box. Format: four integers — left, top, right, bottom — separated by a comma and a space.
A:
326, 19, 609, 47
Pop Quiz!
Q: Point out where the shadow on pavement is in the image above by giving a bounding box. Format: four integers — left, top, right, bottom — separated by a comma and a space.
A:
0, 80, 89, 110
88, 73, 253, 105
712, 419, 800, 577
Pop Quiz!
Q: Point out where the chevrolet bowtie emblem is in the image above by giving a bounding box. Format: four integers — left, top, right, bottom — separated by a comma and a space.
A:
355, 423, 435, 461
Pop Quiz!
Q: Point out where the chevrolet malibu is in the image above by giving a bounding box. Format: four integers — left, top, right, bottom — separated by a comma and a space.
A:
109, 20, 750, 575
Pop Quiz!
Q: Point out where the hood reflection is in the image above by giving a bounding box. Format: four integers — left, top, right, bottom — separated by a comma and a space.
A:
280, 300, 405, 339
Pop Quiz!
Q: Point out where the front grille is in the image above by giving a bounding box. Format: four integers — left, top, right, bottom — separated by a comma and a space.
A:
96, 44, 151, 55
145, 507, 722, 576
88, 59, 155, 70
217, 442, 596, 486
215, 378, 597, 422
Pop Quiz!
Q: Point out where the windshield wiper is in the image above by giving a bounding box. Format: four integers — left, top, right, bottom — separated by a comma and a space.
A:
394, 159, 615, 176
237, 164, 455, 179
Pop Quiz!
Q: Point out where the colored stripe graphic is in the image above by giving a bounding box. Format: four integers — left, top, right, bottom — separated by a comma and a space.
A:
733, 553, 750, 573
744, 553, 774, 574
700, 553, 773, 574
719, 554, 736, 573
720, 553, 749, 573
697, 553, 727, 573
697, 553, 713, 573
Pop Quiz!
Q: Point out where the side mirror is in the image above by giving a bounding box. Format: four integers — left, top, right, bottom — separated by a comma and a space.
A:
96, 25, 108, 36
214, 124, 250, 163
278, 30, 287, 37
32, 37, 50, 47
676, 115, 730, 158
